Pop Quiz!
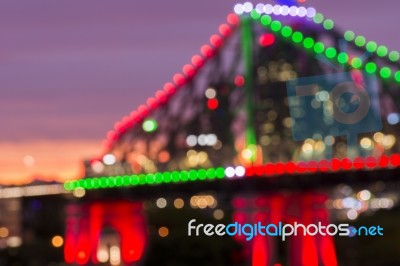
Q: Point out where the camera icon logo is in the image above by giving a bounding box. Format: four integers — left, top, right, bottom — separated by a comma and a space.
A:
286, 71, 382, 144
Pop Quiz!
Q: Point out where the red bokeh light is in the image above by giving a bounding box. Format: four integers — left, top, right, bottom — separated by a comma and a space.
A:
163, 82, 176, 94
191, 55, 204, 67
378, 155, 389, 168
341, 158, 353, 170
390, 154, 400, 167
210, 34, 223, 47
318, 159, 330, 172
207, 98, 219, 110
275, 162, 285, 174
182, 64, 195, 77
200, 44, 214, 57
255, 165, 265, 176
285, 162, 297, 174
353, 157, 364, 170
219, 24, 231, 36
331, 158, 341, 171
234, 75, 245, 87
264, 163, 275, 176
365, 156, 377, 168
259, 33, 276, 47
173, 73, 185, 86
245, 167, 255, 177
146, 97, 158, 109
137, 105, 149, 117
306, 160, 318, 173
155, 90, 167, 103
227, 13, 240, 25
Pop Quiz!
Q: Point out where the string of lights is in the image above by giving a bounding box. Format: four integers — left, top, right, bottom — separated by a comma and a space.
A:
99, 13, 240, 152
0, 184, 70, 199
64, 154, 400, 191
251, 12, 400, 82
99, 5, 400, 156
235, 2, 399, 63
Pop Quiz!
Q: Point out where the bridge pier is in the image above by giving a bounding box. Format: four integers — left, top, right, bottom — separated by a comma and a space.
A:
64, 201, 147, 265
232, 192, 338, 266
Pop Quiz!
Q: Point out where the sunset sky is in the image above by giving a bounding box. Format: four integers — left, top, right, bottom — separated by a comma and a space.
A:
1, 0, 399, 184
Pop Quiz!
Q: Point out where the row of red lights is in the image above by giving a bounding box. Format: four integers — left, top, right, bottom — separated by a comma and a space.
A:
245, 154, 400, 177
100, 13, 240, 152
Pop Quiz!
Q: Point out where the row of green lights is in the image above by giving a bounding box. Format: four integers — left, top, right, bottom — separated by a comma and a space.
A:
345, 30, 396, 59
256, 14, 400, 83
260, 15, 325, 55
252, 8, 400, 63
312, 11, 399, 63
64, 167, 226, 191
312, 13, 334, 30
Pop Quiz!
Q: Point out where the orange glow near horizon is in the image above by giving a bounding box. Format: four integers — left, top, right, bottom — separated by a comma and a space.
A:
0, 140, 102, 185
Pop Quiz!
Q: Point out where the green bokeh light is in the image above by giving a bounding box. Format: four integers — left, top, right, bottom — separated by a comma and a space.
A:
389, 51, 400, 61
337, 52, 348, 64
380, 67, 391, 79
395, 71, 400, 82
325, 47, 337, 58
281, 26, 293, 38
377, 46, 388, 57
206, 168, 216, 179
303, 37, 315, 49
351, 58, 362, 69
270, 20, 282, 32
365, 62, 377, 73
344, 31, 355, 41
189, 170, 198, 181
354, 36, 366, 47
198, 169, 207, 180
171, 171, 180, 182
313, 42, 325, 54
260, 15, 272, 26
180, 171, 188, 181
313, 13, 324, 24
142, 119, 158, 132
323, 19, 334, 30
250, 9, 261, 19
292, 32, 303, 43
216, 167, 225, 178
366, 41, 377, 52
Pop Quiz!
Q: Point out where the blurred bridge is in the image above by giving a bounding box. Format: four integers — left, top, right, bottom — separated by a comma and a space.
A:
63, 3, 400, 266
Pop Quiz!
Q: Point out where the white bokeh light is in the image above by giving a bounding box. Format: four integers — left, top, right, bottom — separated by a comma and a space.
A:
198, 134, 207, 146
298, 7, 307, 17
103, 154, 116, 165
156, 198, 167, 208
306, 7, 316, 18
186, 135, 197, 147
225, 167, 235, 178
205, 88, 217, 99
387, 113, 400, 125
235, 166, 245, 177
234, 4, 244, 15
281, 5, 289, 15
243, 2, 253, 13
264, 4, 273, 14
255, 3, 264, 13
289, 6, 298, 16
206, 134, 218, 146
272, 5, 281, 15
358, 190, 371, 201
347, 209, 358, 220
